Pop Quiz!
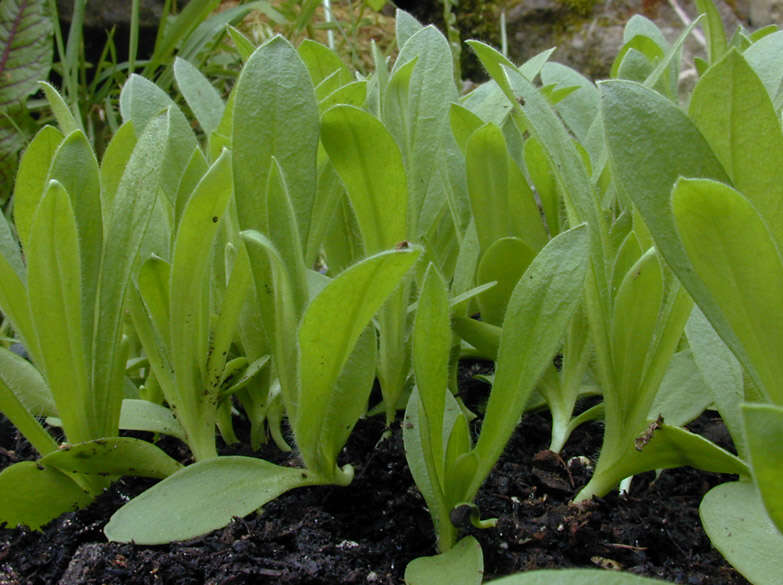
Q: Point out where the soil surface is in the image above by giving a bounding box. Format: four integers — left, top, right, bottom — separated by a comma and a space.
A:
0, 363, 749, 585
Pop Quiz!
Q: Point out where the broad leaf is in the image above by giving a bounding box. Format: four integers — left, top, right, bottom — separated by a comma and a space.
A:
672, 178, 783, 405
487, 568, 671, 584
105, 457, 318, 544
404, 536, 483, 585
701, 482, 783, 585
321, 105, 407, 254
0, 461, 92, 530
174, 57, 225, 136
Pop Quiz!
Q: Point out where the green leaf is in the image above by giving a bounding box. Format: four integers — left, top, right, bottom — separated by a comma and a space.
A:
413, 265, 451, 483
689, 50, 783, 250
321, 105, 407, 254
672, 178, 783, 405
466, 123, 514, 254
296, 247, 421, 475
233, 35, 319, 248
90, 112, 170, 440
38, 81, 80, 134
40, 437, 182, 479
472, 225, 589, 494
174, 57, 225, 136
0, 0, 52, 108
541, 62, 599, 143
649, 350, 712, 428
700, 482, 783, 585
12, 125, 64, 254
99, 121, 137, 219
0, 346, 57, 456
168, 150, 233, 460
226, 25, 255, 60
600, 80, 745, 381
27, 181, 91, 442
118, 399, 186, 441
611, 248, 663, 413
105, 457, 317, 544
742, 403, 783, 533
48, 130, 103, 351
404, 536, 483, 585
298, 39, 351, 98
686, 307, 745, 457
387, 26, 457, 237
395, 9, 424, 49
596, 423, 747, 490
486, 568, 671, 584
452, 316, 501, 360
694, 0, 727, 63
476, 237, 536, 326
0, 461, 92, 530
742, 31, 783, 100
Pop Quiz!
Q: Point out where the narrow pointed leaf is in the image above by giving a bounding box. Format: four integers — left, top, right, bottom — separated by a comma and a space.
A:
296, 247, 421, 473
742, 403, 783, 532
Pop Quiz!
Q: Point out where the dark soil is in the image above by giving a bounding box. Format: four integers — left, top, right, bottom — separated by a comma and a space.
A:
0, 364, 749, 585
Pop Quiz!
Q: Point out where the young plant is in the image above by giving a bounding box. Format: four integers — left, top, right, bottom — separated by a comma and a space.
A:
468, 30, 747, 504
0, 97, 183, 529
404, 225, 589, 565
603, 31, 783, 583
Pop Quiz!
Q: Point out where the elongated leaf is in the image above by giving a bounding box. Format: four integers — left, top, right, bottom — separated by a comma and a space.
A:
27, 181, 91, 442
689, 50, 783, 250
99, 121, 137, 219
38, 81, 79, 134
686, 307, 745, 457
466, 123, 513, 254
296, 247, 421, 475
695, 0, 727, 63
742, 403, 783, 532
169, 150, 233, 460
12, 125, 63, 252
649, 350, 712, 428
672, 178, 783, 405
105, 457, 317, 544
413, 265, 451, 482
600, 80, 749, 384
233, 35, 319, 247
387, 26, 457, 236
0, 346, 57, 455
404, 536, 483, 585
0, 0, 52, 108
487, 569, 670, 584
0, 461, 92, 530
119, 399, 186, 441
471, 225, 589, 494
48, 131, 103, 351
700, 482, 783, 585
174, 57, 225, 136
611, 248, 663, 412
41, 437, 182, 479
395, 9, 424, 49
476, 237, 536, 326
321, 105, 407, 254
90, 112, 169, 440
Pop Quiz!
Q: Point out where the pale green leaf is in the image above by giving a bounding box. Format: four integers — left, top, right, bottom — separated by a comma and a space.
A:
174, 57, 225, 136
672, 178, 783, 405
105, 457, 316, 544
404, 536, 483, 585
321, 105, 407, 254
472, 225, 589, 494
0, 461, 92, 530
40, 437, 182, 479
689, 50, 783, 250
700, 482, 783, 585
742, 403, 783, 532
487, 568, 671, 584
296, 247, 421, 474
